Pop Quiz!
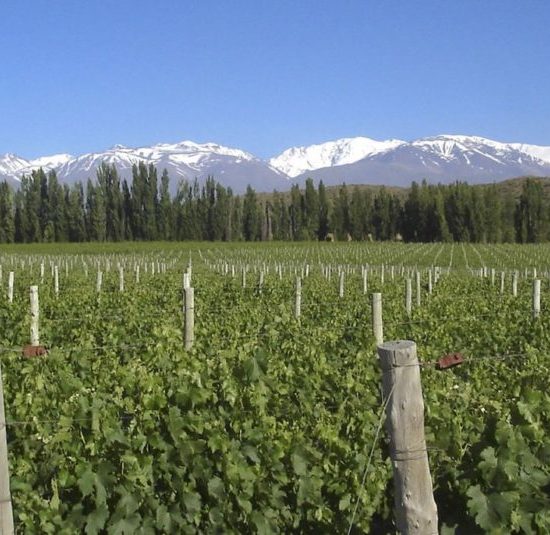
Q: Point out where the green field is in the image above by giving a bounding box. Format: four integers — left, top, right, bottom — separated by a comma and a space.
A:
0, 242, 549, 533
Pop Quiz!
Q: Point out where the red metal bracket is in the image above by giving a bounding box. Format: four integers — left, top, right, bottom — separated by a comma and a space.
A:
436, 352, 464, 370
22, 345, 48, 358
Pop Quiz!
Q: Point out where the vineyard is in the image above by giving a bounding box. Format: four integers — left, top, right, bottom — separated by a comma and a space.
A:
0, 241, 549, 534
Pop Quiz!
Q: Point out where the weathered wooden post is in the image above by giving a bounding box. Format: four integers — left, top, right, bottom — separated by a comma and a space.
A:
405, 278, 412, 316
183, 272, 191, 290
377, 340, 438, 534
96, 271, 102, 293
295, 277, 301, 319
339, 271, 345, 298
7, 272, 14, 304
54, 266, 59, 297
184, 287, 195, 350
372, 293, 383, 345
30, 285, 39, 346
415, 271, 421, 307
119, 266, 124, 292
512, 271, 518, 297
533, 279, 541, 319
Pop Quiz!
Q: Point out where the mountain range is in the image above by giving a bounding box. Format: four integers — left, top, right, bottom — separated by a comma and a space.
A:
2, 135, 550, 193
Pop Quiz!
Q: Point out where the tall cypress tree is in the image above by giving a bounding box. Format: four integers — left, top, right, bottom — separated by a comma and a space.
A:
242, 185, 260, 241
317, 181, 330, 240
0, 182, 15, 243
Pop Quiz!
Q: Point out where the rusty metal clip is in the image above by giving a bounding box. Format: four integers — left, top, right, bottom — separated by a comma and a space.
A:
436, 352, 464, 370
22, 345, 48, 358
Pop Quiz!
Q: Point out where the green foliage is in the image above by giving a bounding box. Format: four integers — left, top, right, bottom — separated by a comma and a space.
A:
1, 241, 550, 532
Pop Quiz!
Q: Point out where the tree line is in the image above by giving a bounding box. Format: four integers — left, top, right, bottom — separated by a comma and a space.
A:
0, 162, 547, 243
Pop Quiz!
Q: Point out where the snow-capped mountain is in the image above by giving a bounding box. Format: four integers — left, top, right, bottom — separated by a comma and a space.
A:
269, 137, 406, 177
272, 135, 550, 187
0, 141, 287, 193
0, 153, 73, 187
2, 134, 550, 193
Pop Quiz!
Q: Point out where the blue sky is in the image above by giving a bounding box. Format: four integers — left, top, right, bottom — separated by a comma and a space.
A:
1, 1, 549, 159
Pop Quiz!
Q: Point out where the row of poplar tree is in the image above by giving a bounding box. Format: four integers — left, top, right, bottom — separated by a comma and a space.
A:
0, 162, 546, 243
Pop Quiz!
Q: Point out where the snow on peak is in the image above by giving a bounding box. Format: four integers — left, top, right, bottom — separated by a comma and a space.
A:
0, 153, 29, 176
269, 136, 406, 177
29, 154, 73, 169
508, 142, 550, 165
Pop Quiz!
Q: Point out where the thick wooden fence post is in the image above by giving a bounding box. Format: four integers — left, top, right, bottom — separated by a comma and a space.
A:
533, 279, 541, 319
54, 266, 59, 298
405, 278, 412, 316
119, 267, 124, 292
377, 340, 438, 534
30, 286, 39, 346
0, 362, 14, 534
372, 293, 383, 345
7, 273, 14, 304
295, 277, 301, 319
184, 287, 195, 350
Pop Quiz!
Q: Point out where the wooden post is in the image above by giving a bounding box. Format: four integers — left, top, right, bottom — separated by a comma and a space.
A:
339, 271, 345, 298
405, 278, 412, 316
512, 271, 518, 297
295, 277, 301, 319
30, 285, 39, 346
7, 272, 14, 304
119, 267, 124, 292
377, 340, 438, 534
428, 270, 432, 295
183, 272, 190, 290
0, 362, 14, 534
258, 271, 264, 292
40, 262, 44, 283
96, 271, 102, 293
533, 279, 541, 319
184, 287, 195, 350
135, 265, 140, 284
54, 266, 59, 297
415, 272, 421, 307
372, 293, 383, 345
500, 272, 505, 295
362, 268, 368, 295
242, 268, 247, 288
